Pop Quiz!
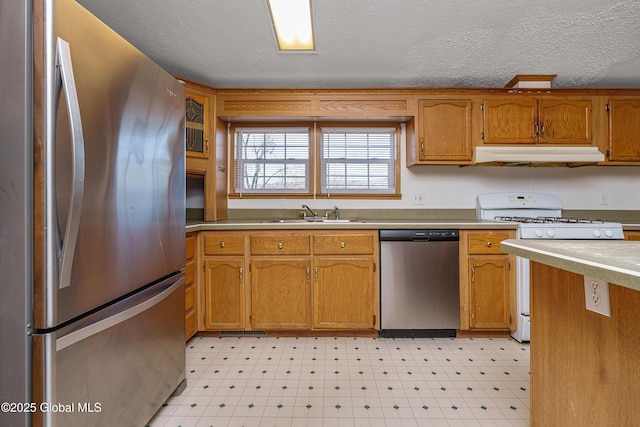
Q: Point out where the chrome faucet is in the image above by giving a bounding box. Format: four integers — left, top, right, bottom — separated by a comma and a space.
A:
302, 204, 318, 218
334, 205, 340, 220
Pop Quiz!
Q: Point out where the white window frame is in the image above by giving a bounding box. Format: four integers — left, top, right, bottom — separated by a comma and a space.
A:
232, 126, 312, 196
318, 125, 400, 197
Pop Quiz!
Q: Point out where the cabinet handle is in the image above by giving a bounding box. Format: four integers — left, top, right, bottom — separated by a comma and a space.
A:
315, 266, 319, 281
471, 264, 475, 283
486, 241, 492, 248
340, 241, 346, 248
420, 138, 424, 153
220, 241, 225, 248
239, 267, 243, 284
534, 122, 539, 136
540, 123, 545, 136
278, 243, 283, 249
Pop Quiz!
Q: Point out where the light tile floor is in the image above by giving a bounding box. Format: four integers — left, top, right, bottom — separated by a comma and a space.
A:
147, 336, 530, 427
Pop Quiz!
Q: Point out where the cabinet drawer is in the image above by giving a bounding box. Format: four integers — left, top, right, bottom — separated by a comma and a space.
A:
468, 232, 511, 255
251, 235, 310, 255
185, 259, 195, 286
313, 234, 374, 255
185, 233, 196, 260
204, 233, 245, 255
185, 309, 197, 339
185, 283, 196, 312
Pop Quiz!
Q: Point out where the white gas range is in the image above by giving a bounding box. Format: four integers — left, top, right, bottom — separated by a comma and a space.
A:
476, 192, 624, 342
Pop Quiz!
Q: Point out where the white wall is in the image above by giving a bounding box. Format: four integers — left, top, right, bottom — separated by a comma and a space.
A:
202, 128, 640, 212
226, 165, 640, 211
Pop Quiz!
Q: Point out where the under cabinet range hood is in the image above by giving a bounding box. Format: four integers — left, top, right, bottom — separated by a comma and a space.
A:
475, 146, 605, 164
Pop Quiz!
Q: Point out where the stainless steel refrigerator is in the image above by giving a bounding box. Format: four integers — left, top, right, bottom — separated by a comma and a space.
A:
1, 1, 186, 426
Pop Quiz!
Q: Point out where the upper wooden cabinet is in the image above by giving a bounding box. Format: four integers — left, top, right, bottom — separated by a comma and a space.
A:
482, 98, 592, 145
215, 89, 415, 120
182, 80, 227, 221
185, 92, 209, 158
607, 98, 640, 162
409, 98, 474, 165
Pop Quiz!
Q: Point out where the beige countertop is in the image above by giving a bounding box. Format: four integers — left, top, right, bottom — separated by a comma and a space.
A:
186, 219, 518, 232
501, 239, 640, 292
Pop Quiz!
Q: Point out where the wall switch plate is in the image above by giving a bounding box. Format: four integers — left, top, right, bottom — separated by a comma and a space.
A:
584, 276, 611, 317
411, 191, 425, 205
599, 192, 609, 206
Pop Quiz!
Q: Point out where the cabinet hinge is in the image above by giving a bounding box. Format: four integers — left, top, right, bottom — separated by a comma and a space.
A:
203, 261, 205, 272
606, 103, 610, 112
510, 314, 512, 325
606, 149, 611, 158
373, 314, 376, 325
480, 131, 485, 140
249, 314, 252, 324
373, 262, 376, 273
480, 102, 484, 111
249, 262, 252, 272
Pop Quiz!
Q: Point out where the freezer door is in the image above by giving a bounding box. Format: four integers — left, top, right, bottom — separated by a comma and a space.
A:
32, 275, 186, 427
35, 0, 186, 328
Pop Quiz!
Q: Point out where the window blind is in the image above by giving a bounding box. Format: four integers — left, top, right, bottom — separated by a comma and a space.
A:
320, 127, 397, 195
234, 127, 310, 195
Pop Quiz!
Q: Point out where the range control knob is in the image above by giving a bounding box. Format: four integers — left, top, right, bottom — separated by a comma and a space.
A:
605, 229, 614, 238
592, 229, 602, 238
546, 229, 555, 238
535, 229, 544, 238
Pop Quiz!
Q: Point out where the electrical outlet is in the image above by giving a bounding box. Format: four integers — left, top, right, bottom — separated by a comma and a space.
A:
411, 191, 425, 205
584, 276, 611, 317
599, 192, 609, 206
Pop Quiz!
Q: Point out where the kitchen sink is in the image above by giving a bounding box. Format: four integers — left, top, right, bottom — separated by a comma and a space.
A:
261, 218, 365, 224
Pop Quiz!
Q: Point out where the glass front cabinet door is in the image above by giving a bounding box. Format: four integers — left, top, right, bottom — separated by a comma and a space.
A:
185, 93, 209, 158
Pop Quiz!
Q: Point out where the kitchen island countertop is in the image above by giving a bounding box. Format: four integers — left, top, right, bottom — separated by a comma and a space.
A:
501, 239, 640, 291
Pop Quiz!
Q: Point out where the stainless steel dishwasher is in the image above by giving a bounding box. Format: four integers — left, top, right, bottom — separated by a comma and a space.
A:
379, 229, 460, 338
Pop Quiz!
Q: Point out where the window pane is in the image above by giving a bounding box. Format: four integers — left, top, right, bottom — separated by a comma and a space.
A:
234, 127, 310, 194
321, 127, 397, 194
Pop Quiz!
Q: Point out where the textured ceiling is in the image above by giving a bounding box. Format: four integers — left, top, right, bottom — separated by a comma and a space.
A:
77, 0, 640, 89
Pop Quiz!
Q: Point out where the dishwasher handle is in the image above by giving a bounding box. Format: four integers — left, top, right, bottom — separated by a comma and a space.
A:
379, 229, 459, 241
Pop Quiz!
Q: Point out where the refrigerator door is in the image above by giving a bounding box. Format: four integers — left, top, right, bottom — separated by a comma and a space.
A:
36, 0, 186, 329
32, 275, 186, 427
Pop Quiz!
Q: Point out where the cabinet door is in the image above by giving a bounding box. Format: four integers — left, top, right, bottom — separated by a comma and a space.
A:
204, 258, 245, 329
624, 231, 640, 241
538, 99, 591, 144
469, 256, 510, 329
313, 259, 374, 329
483, 99, 537, 144
251, 259, 311, 330
608, 99, 640, 161
418, 99, 473, 161
185, 93, 209, 158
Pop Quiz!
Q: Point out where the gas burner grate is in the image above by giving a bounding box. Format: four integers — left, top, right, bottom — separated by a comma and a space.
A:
494, 216, 605, 224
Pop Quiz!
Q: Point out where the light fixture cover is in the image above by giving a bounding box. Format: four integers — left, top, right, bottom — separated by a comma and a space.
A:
267, 0, 315, 51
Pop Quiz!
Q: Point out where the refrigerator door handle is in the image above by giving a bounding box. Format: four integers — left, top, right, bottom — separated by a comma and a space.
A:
55, 38, 85, 289
56, 277, 184, 351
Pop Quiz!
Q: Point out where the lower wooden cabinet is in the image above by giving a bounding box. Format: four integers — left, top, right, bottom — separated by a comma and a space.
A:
185, 232, 197, 340
468, 256, 511, 329
196, 229, 379, 333
250, 259, 311, 330
459, 230, 516, 333
313, 258, 375, 329
204, 258, 245, 329
624, 230, 640, 241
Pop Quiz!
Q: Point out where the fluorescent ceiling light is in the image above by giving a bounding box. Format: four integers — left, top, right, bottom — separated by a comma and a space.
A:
267, 0, 315, 51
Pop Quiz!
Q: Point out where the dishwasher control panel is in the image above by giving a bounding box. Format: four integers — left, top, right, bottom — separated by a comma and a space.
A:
379, 229, 459, 241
